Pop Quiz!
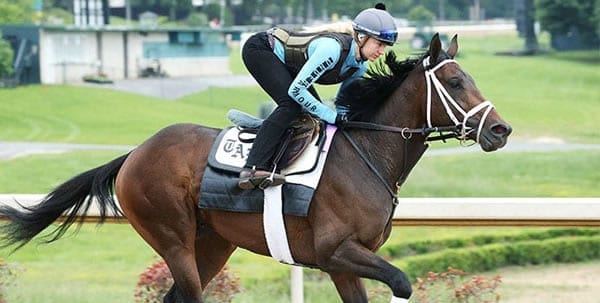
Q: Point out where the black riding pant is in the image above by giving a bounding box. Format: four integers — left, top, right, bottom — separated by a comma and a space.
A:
242, 32, 320, 171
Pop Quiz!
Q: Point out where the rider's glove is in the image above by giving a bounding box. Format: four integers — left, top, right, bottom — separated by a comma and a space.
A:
335, 114, 348, 127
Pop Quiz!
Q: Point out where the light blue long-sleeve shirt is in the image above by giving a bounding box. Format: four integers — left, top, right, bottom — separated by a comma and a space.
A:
273, 36, 367, 124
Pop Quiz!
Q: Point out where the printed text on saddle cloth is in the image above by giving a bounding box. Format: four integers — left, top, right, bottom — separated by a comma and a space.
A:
215, 129, 252, 168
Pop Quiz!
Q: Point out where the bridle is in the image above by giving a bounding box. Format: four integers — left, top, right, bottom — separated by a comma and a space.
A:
340, 55, 496, 209
423, 56, 495, 145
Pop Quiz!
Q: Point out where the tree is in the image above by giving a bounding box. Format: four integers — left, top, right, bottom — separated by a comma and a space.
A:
0, 33, 14, 78
515, 0, 538, 52
535, 0, 600, 50
408, 5, 435, 23
594, 0, 600, 38
0, 1, 30, 23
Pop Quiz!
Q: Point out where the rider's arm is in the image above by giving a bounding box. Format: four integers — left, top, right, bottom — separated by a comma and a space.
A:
287, 38, 341, 124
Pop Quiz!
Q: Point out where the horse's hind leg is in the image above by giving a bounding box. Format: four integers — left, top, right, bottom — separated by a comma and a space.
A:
117, 175, 205, 302
163, 225, 236, 303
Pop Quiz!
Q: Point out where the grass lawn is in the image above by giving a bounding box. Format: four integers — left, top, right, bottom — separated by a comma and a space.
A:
0, 149, 597, 196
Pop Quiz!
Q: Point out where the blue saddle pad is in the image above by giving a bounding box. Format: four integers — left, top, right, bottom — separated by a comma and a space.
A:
198, 125, 334, 217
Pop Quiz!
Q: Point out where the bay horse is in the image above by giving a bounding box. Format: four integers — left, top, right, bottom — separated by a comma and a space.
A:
0, 34, 510, 302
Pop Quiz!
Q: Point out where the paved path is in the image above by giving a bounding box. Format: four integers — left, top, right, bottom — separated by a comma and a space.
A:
0, 141, 135, 160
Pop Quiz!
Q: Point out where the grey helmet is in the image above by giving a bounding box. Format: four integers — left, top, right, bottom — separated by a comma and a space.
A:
352, 3, 398, 45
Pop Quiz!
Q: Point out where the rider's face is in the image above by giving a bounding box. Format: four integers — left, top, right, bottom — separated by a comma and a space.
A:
360, 38, 388, 61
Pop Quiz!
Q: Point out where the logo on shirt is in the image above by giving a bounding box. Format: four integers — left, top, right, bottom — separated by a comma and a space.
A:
298, 57, 334, 86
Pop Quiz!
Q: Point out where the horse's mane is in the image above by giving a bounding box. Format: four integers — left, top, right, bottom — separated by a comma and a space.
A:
336, 51, 425, 121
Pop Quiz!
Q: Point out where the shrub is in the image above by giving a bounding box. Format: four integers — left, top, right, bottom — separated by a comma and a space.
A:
0, 33, 14, 78
412, 267, 502, 303
367, 267, 501, 303
379, 228, 600, 259
394, 235, 600, 281
134, 258, 240, 303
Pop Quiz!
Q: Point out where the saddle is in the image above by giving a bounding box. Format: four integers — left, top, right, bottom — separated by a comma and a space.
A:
226, 109, 321, 170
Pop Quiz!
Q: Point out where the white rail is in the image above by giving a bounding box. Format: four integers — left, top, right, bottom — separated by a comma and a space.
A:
392, 197, 600, 226
2, 195, 597, 223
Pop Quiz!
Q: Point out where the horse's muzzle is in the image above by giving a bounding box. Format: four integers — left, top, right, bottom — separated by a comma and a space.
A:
478, 121, 512, 152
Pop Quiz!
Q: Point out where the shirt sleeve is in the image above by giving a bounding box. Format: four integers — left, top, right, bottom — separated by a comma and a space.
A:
287, 38, 341, 124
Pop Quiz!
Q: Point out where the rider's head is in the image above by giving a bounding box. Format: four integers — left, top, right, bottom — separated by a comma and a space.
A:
352, 3, 398, 46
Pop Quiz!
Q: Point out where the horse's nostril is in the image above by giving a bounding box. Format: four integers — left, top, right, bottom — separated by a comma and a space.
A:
490, 123, 512, 137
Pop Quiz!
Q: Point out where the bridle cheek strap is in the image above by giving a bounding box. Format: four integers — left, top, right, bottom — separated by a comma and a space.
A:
423, 57, 495, 144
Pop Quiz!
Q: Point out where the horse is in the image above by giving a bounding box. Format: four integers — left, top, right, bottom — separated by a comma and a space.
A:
0, 34, 511, 303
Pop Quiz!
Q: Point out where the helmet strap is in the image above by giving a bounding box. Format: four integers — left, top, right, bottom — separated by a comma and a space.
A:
354, 32, 368, 61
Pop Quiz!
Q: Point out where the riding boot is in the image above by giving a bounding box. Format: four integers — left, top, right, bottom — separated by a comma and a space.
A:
238, 119, 287, 189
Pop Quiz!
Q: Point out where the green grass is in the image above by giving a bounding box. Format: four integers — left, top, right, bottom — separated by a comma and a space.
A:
0, 150, 125, 193
2, 224, 156, 303
1, 149, 598, 196
400, 150, 600, 197
0, 85, 264, 144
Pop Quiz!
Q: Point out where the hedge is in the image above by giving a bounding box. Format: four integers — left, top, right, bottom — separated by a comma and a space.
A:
379, 228, 600, 259
392, 235, 600, 281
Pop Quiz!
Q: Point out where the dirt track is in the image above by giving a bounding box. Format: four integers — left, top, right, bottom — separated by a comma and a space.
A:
495, 262, 599, 303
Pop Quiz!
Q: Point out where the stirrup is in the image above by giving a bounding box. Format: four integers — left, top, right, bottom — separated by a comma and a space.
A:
238, 169, 285, 190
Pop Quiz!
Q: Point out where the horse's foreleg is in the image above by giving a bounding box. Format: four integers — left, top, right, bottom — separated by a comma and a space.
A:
329, 272, 368, 303
320, 240, 412, 302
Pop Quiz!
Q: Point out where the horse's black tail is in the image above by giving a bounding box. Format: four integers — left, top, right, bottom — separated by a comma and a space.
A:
0, 152, 131, 251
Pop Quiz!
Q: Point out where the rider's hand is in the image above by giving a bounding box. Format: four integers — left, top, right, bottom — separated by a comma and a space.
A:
335, 114, 348, 126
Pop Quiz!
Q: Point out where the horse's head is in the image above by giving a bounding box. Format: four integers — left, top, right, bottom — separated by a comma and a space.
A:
422, 34, 512, 152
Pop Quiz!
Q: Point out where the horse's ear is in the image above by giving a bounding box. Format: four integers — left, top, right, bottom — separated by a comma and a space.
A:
428, 33, 441, 63
447, 34, 458, 58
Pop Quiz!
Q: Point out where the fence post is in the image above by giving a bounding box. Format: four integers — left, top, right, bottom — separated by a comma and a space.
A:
290, 266, 303, 303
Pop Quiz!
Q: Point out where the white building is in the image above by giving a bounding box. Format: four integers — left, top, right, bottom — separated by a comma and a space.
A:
1, 24, 243, 85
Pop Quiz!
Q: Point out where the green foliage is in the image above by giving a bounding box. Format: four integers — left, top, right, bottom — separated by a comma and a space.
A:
185, 12, 209, 27
410, 267, 502, 303
394, 235, 600, 281
134, 259, 240, 302
0, 33, 14, 78
379, 228, 600, 259
0, 1, 30, 24
535, 0, 600, 40
594, 0, 600, 38
407, 5, 435, 23
41, 7, 73, 25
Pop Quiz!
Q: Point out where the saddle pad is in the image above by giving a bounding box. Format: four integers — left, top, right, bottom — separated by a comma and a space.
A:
207, 126, 325, 175
199, 124, 338, 216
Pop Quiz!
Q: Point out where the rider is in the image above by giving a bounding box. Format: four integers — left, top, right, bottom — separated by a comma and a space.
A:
238, 3, 398, 189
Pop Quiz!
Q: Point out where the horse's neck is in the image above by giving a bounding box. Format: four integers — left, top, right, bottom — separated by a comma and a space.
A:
352, 78, 427, 187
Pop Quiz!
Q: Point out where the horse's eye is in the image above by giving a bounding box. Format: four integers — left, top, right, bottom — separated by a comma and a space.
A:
448, 77, 462, 89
